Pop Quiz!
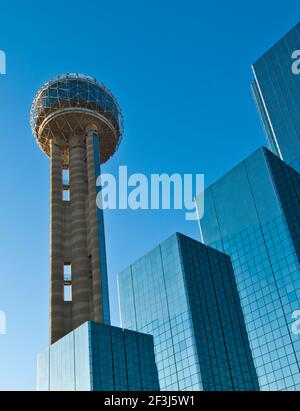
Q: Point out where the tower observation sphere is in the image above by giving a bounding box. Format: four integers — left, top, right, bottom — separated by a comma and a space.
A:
30, 73, 123, 165
31, 74, 123, 344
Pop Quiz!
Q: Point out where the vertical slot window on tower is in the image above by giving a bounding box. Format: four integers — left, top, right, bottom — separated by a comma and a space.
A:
64, 263, 72, 301
62, 168, 69, 185
63, 189, 70, 201
62, 168, 70, 201
64, 285, 72, 301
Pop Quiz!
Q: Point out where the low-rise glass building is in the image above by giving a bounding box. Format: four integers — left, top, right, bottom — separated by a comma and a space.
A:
37, 321, 160, 391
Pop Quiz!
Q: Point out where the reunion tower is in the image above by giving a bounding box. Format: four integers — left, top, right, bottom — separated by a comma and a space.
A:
30, 73, 123, 344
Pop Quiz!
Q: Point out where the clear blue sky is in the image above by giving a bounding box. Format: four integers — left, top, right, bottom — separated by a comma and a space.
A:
0, 0, 299, 391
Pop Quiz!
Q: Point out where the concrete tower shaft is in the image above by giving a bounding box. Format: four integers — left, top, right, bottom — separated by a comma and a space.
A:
31, 74, 123, 343
49, 128, 109, 343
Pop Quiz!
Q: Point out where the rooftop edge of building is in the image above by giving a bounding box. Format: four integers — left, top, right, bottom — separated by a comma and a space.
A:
46, 320, 155, 349
117, 232, 232, 278
198, 145, 284, 195
252, 22, 300, 67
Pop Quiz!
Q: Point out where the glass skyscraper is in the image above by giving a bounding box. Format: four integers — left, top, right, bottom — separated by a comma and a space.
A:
37, 321, 160, 391
252, 23, 300, 171
118, 233, 259, 391
196, 147, 300, 390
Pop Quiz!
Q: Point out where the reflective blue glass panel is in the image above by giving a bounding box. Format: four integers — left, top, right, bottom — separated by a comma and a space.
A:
199, 147, 300, 390
118, 233, 259, 391
37, 321, 159, 391
252, 23, 300, 171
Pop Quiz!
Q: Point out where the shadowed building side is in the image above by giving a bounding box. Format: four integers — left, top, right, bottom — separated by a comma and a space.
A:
118, 233, 259, 391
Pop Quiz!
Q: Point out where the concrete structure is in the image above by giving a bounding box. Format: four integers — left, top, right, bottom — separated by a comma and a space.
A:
32, 74, 160, 391
31, 73, 123, 344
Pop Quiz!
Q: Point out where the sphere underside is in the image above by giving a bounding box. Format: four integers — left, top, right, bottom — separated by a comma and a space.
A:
30, 74, 123, 164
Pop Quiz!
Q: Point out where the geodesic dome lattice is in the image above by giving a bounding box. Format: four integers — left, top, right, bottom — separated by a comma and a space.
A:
30, 73, 124, 164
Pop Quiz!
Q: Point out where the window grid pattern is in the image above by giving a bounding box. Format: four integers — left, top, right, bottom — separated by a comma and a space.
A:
118, 233, 258, 391
178, 235, 259, 391
32, 77, 120, 126
200, 147, 300, 391
37, 321, 159, 391
252, 23, 300, 170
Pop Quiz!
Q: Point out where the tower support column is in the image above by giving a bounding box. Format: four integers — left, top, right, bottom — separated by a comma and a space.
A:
86, 128, 106, 323
50, 141, 64, 344
69, 135, 91, 329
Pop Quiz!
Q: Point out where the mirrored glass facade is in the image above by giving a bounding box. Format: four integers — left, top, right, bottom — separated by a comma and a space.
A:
118, 233, 259, 391
252, 23, 300, 171
37, 321, 160, 391
197, 147, 300, 390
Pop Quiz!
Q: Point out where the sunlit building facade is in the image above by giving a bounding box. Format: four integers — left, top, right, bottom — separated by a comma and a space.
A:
196, 147, 300, 390
252, 23, 300, 171
118, 233, 259, 391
